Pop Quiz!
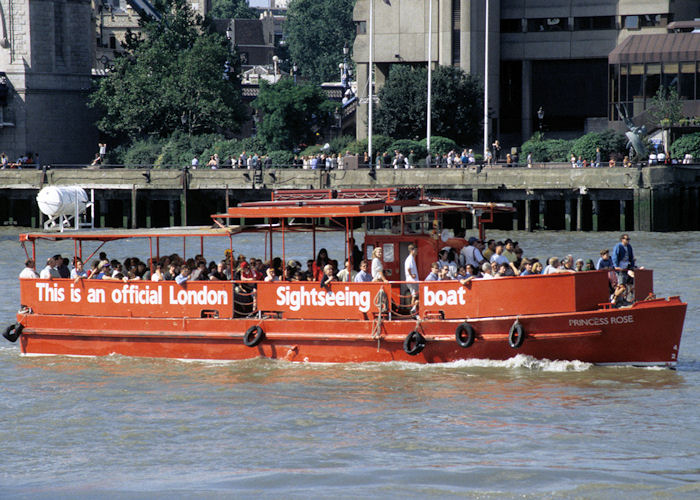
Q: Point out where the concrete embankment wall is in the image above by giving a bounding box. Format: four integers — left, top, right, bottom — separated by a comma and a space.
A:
1, 165, 698, 231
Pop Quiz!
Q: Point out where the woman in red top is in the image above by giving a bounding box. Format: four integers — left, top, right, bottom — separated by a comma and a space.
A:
312, 248, 329, 281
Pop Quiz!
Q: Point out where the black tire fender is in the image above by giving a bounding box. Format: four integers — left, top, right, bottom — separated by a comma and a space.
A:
508, 320, 525, 348
455, 322, 475, 348
243, 325, 265, 347
403, 330, 426, 356
2, 323, 22, 343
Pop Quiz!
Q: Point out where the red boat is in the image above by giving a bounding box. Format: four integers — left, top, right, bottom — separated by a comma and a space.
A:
5, 188, 686, 367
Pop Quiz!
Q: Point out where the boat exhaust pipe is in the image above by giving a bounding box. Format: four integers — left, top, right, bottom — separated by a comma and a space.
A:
2, 323, 23, 343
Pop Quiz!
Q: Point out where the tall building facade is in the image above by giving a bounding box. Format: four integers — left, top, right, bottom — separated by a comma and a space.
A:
0, 0, 97, 164
353, 0, 700, 149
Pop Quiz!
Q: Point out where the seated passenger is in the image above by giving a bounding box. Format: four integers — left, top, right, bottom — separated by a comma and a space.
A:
313, 248, 330, 281
336, 259, 357, 282
209, 261, 229, 281
424, 262, 440, 281
175, 266, 190, 285
354, 260, 372, 282
320, 263, 337, 289
531, 261, 543, 274
71, 258, 87, 281
518, 259, 533, 275
20, 259, 39, 279
479, 262, 495, 279
264, 267, 278, 282
151, 264, 164, 281
439, 265, 452, 280
596, 249, 613, 270
574, 258, 584, 272
584, 259, 595, 271
489, 242, 510, 266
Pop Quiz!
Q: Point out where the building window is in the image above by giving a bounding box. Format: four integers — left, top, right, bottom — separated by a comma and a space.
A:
355, 21, 366, 35
527, 18, 569, 32
109, 35, 117, 50
622, 14, 670, 30
574, 16, 615, 31
451, 0, 460, 65
679, 62, 695, 100
501, 19, 521, 33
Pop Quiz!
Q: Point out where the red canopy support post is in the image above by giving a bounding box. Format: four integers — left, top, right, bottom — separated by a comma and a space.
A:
281, 217, 286, 279
149, 237, 154, 274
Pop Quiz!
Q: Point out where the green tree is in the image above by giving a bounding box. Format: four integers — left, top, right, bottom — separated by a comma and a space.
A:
670, 132, 700, 160
252, 78, 334, 151
285, 0, 355, 82
375, 65, 483, 146
210, 0, 257, 19
90, 0, 245, 140
570, 130, 627, 161
648, 86, 683, 127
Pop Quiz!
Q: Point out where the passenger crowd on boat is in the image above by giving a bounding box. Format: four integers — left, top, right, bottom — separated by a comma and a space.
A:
21, 234, 636, 306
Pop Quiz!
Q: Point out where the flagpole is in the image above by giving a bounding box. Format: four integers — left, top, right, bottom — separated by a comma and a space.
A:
483, 0, 489, 160
426, 0, 432, 154
368, 0, 374, 163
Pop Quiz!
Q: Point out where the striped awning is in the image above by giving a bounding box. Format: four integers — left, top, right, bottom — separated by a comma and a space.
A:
609, 33, 700, 64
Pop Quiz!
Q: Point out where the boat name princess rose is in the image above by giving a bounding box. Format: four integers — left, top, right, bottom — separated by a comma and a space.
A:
34, 282, 228, 306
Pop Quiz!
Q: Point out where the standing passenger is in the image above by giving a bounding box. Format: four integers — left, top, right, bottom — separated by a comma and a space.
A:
371, 247, 388, 282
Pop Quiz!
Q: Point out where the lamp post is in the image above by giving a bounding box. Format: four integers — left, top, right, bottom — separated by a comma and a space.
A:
292, 63, 298, 84
272, 55, 279, 82
537, 106, 544, 136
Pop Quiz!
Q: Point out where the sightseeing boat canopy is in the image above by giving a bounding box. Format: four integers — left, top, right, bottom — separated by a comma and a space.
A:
5, 187, 686, 367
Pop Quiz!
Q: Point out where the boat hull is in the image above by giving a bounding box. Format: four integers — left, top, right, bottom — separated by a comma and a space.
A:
17, 297, 686, 367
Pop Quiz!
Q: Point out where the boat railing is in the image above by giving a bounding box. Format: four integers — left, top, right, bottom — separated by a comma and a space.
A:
20, 270, 643, 321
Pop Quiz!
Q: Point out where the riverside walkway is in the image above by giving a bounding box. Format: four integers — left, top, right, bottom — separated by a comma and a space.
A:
1, 163, 698, 231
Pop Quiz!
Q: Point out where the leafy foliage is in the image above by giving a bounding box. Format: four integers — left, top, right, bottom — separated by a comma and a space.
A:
266, 150, 296, 167
210, 0, 257, 19
670, 132, 700, 159
648, 86, 683, 127
122, 138, 166, 167
570, 130, 627, 161
419, 136, 458, 156
285, 0, 356, 83
329, 135, 355, 154
252, 78, 335, 151
375, 66, 482, 146
388, 139, 427, 160
520, 135, 573, 162
89, 0, 245, 140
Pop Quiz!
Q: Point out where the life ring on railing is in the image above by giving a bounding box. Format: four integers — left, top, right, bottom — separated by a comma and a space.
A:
243, 325, 265, 347
455, 322, 475, 348
508, 320, 525, 348
403, 330, 425, 356
2, 323, 23, 343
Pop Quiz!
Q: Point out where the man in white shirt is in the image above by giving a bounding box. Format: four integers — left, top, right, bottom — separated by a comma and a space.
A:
404, 244, 419, 312
39, 257, 60, 279
20, 259, 39, 278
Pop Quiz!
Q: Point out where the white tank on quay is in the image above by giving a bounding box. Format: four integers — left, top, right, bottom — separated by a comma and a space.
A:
36, 186, 93, 231
37, 186, 88, 217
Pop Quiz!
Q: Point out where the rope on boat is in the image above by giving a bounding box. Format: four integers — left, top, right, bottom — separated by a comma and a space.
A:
371, 287, 388, 350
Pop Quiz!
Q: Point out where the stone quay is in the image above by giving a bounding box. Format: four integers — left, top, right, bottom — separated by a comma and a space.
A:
0, 164, 698, 232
